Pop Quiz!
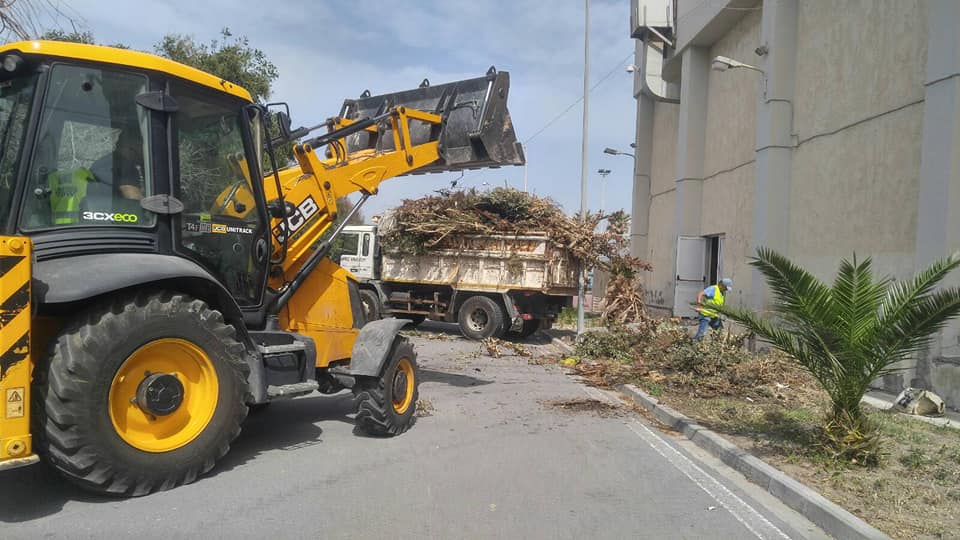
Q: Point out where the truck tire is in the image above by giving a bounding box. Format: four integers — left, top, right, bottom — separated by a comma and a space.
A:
457, 296, 506, 340
353, 337, 418, 436
34, 291, 249, 496
515, 319, 541, 338
359, 289, 381, 323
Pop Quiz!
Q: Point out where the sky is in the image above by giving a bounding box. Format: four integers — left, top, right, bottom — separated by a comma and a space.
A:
42, 0, 639, 220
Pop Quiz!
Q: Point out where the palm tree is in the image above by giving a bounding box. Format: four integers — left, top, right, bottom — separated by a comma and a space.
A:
712, 248, 960, 425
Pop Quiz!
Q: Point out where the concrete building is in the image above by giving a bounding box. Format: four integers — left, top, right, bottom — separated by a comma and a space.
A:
627, 0, 960, 407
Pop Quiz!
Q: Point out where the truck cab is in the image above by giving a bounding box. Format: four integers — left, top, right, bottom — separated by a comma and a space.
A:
336, 225, 378, 280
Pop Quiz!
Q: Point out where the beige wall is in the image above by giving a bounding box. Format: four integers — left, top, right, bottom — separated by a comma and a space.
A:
701, 9, 761, 306
789, 0, 928, 282
644, 103, 680, 312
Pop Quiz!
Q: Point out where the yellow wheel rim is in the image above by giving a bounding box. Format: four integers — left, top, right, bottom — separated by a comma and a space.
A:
109, 339, 219, 453
392, 357, 415, 415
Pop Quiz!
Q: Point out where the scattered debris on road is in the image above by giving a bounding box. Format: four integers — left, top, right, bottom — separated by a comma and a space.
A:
542, 398, 623, 417
415, 398, 435, 417
480, 337, 532, 358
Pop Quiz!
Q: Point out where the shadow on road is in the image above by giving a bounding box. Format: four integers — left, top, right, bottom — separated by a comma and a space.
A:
419, 368, 493, 388
0, 393, 358, 522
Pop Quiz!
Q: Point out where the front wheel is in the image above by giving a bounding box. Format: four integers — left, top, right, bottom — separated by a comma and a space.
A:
34, 292, 249, 496
353, 337, 418, 436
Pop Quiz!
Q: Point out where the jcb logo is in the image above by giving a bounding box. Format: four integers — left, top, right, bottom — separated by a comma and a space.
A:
212, 224, 228, 234
81, 211, 139, 223
272, 196, 319, 243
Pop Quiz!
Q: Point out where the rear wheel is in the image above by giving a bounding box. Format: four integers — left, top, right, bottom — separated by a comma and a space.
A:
353, 337, 418, 436
514, 319, 541, 338
359, 289, 381, 324
457, 296, 506, 340
34, 291, 249, 496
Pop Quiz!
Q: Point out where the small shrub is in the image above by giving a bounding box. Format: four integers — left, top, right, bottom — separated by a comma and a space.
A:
574, 326, 640, 363
899, 447, 933, 470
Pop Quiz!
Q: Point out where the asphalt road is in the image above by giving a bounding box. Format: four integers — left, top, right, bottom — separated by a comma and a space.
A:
0, 322, 828, 539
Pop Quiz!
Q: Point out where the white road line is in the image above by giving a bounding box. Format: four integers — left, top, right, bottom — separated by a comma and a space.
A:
577, 385, 791, 540
625, 421, 792, 540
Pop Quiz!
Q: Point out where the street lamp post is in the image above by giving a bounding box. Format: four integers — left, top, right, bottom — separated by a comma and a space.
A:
597, 168, 611, 216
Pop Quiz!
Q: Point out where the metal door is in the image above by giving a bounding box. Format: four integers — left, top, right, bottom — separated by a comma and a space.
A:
672, 236, 706, 317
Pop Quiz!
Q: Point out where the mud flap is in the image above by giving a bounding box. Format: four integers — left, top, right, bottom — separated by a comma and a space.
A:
340, 68, 525, 175
0, 236, 37, 471
349, 318, 411, 377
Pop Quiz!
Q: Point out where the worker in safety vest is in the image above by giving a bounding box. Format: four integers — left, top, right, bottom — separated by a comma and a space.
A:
694, 277, 732, 341
48, 168, 95, 225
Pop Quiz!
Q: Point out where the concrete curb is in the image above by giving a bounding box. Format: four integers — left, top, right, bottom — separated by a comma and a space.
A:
619, 384, 891, 540
541, 330, 890, 540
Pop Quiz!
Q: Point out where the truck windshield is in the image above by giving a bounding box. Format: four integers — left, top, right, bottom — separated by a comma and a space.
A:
0, 73, 39, 227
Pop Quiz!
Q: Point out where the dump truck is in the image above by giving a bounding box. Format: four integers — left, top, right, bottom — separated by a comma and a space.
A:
336, 225, 578, 339
0, 41, 523, 495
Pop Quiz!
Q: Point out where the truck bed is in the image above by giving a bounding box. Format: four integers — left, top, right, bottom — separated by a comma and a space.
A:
380, 234, 578, 295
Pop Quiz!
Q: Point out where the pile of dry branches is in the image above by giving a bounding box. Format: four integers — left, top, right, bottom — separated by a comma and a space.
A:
599, 212, 651, 325
380, 187, 637, 273
381, 187, 653, 324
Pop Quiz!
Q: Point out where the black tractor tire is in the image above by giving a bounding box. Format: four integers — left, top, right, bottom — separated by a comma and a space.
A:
33, 291, 249, 496
359, 289, 381, 324
353, 337, 419, 437
457, 296, 506, 340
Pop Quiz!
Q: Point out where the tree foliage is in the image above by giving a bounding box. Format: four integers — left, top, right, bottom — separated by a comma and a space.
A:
154, 28, 278, 102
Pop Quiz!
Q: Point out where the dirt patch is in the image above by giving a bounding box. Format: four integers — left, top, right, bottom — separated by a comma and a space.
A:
542, 398, 623, 418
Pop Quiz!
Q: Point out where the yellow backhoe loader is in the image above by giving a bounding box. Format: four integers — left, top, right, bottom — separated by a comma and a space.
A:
0, 41, 523, 495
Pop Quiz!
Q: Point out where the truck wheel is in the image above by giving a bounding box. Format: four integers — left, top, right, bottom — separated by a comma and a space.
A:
516, 319, 541, 338
353, 337, 418, 436
359, 289, 381, 323
457, 296, 506, 340
34, 291, 249, 496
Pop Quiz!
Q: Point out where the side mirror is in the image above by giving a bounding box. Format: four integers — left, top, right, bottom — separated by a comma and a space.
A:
275, 110, 292, 140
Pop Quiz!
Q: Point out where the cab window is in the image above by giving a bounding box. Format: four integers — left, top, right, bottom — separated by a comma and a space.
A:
20, 64, 153, 230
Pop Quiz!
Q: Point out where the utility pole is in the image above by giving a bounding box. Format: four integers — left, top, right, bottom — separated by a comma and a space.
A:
577, 0, 590, 336
522, 144, 528, 192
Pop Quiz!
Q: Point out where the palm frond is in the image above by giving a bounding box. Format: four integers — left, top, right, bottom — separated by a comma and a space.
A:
831, 255, 887, 352
871, 287, 960, 379
877, 253, 960, 329
714, 303, 844, 389
751, 248, 838, 326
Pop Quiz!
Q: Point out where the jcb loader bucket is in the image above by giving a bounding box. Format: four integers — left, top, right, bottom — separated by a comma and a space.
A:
340, 67, 525, 175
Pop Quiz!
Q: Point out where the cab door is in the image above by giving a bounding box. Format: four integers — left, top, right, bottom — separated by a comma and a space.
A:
171, 84, 269, 307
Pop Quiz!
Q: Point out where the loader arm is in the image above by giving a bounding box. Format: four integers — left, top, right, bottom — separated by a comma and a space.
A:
262, 70, 524, 305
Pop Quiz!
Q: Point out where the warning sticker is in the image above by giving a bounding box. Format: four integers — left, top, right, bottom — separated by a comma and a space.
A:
6, 387, 24, 418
